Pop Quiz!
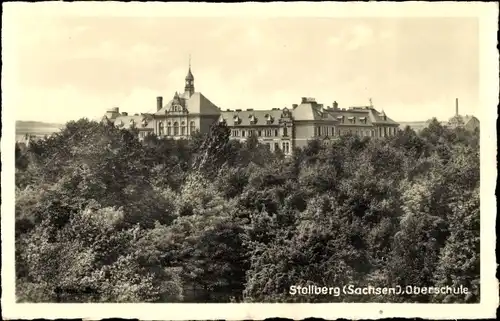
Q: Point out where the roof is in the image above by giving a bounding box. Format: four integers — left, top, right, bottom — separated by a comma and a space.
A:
463, 115, 479, 124
325, 107, 370, 126
219, 109, 286, 126
292, 102, 337, 121
112, 113, 154, 130
449, 114, 479, 125
366, 108, 399, 125
155, 92, 221, 116
185, 67, 194, 81
323, 106, 399, 127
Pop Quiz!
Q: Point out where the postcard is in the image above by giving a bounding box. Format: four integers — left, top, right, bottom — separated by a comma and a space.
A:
1, 1, 498, 320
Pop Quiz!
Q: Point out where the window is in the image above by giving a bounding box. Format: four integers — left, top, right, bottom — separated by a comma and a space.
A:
190, 121, 196, 134
331, 127, 335, 136
174, 122, 179, 135
258, 130, 262, 137
283, 127, 288, 137
274, 129, 279, 137
274, 142, 280, 152
181, 121, 186, 136
158, 122, 164, 136
282, 141, 290, 154
242, 130, 246, 137
317, 126, 321, 136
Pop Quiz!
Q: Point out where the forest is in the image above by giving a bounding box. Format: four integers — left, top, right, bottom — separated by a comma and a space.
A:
14, 118, 480, 303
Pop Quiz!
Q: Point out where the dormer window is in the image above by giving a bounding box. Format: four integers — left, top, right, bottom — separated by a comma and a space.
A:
117, 120, 124, 128
249, 114, 257, 124
233, 115, 241, 125
142, 118, 148, 127
347, 116, 355, 124
173, 104, 184, 113
130, 119, 136, 127
336, 116, 344, 123
265, 113, 274, 124
359, 116, 367, 124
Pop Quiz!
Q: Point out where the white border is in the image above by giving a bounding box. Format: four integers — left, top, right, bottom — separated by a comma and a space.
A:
2, 2, 498, 320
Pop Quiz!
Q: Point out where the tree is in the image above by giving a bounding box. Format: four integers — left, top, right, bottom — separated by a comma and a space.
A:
433, 187, 480, 303
16, 204, 183, 302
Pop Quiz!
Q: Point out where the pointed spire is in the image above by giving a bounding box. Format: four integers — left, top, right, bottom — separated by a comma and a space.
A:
185, 54, 194, 81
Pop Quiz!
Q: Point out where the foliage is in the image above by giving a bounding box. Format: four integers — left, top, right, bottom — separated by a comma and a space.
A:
15, 119, 480, 303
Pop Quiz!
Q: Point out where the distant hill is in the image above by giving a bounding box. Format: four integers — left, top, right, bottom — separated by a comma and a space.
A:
16, 120, 64, 141
16, 120, 64, 129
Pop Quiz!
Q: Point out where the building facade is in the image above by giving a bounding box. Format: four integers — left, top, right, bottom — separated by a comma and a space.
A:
399, 98, 480, 133
445, 99, 480, 131
103, 63, 221, 141
104, 64, 400, 152
220, 98, 400, 154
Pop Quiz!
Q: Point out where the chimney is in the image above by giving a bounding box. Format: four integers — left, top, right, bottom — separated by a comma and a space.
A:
157, 96, 163, 111
333, 101, 338, 109
292, 104, 298, 109
301, 97, 307, 103
455, 98, 459, 116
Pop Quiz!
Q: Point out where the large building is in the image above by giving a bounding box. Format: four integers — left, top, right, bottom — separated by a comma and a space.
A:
103, 63, 400, 153
103, 62, 221, 141
445, 99, 480, 131
399, 98, 480, 133
219, 98, 399, 153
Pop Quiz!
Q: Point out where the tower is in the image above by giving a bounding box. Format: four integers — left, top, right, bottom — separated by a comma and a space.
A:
184, 55, 195, 97
455, 98, 459, 116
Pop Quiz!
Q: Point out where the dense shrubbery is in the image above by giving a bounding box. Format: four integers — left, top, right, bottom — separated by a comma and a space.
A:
15, 118, 480, 303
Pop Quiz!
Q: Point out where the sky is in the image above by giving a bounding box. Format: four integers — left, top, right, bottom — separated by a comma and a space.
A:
5, 6, 480, 123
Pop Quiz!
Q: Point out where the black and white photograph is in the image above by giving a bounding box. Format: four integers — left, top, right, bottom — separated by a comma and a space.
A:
2, 2, 498, 320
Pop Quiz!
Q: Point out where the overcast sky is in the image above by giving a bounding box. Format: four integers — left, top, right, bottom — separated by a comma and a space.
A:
6, 5, 480, 123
